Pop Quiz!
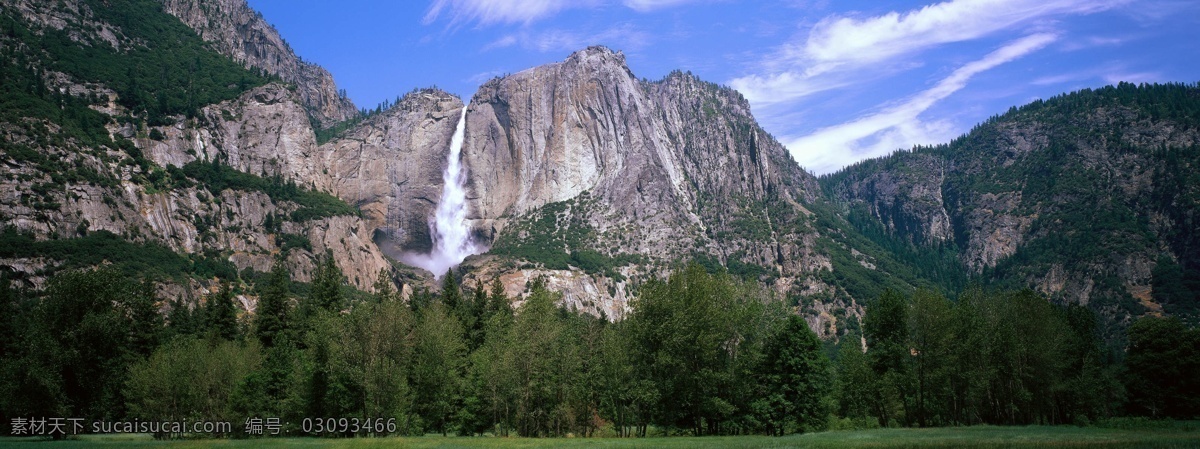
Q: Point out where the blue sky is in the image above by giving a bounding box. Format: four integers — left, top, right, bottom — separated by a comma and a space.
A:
246, 0, 1200, 174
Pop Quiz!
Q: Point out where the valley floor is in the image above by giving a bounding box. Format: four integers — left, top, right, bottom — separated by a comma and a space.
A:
2, 425, 1199, 449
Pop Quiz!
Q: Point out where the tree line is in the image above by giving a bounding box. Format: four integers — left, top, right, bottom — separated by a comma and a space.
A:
1, 260, 1197, 438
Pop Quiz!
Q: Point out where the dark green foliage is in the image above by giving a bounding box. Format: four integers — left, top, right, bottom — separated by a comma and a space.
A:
757, 315, 832, 435
128, 279, 163, 357
204, 281, 239, 341
834, 335, 876, 422
1124, 316, 1200, 418
0, 227, 187, 280
863, 290, 909, 375
309, 254, 344, 313
165, 297, 199, 340
2, 258, 1193, 439
861, 289, 910, 426
125, 337, 260, 436
625, 264, 785, 435
2, 0, 268, 122
179, 160, 358, 222
255, 263, 291, 349
843, 203, 967, 294
823, 83, 1200, 329
440, 271, 463, 311
808, 202, 929, 305
276, 233, 313, 254
411, 301, 466, 436
0, 40, 114, 152
0, 227, 239, 284
2, 268, 139, 420
490, 194, 640, 277
190, 250, 239, 280
312, 93, 413, 144
846, 287, 1129, 428
1152, 256, 1200, 319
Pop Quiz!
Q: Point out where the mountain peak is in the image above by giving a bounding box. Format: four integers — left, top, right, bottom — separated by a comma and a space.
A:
561, 45, 632, 78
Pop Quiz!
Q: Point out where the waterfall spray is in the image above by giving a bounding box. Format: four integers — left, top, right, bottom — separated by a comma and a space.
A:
402, 104, 482, 278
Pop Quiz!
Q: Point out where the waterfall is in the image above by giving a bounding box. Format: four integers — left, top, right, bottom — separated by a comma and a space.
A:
402, 104, 482, 278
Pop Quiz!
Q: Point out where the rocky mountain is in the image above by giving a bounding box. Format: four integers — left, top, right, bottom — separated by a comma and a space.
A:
452, 47, 867, 327
0, 0, 388, 301
3, 0, 1196, 337
157, 0, 359, 127
320, 90, 462, 255
822, 83, 1200, 327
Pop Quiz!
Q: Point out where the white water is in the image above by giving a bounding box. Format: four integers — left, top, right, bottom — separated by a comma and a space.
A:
402, 105, 482, 278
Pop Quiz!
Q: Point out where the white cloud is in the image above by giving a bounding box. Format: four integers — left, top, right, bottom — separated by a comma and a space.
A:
1103, 71, 1162, 85
424, 0, 588, 26
481, 24, 651, 53
466, 69, 507, 84
786, 33, 1057, 174
731, 0, 1125, 106
481, 34, 518, 51
622, 0, 704, 12
424, 0, 704, 26
800, 0, 1117, 69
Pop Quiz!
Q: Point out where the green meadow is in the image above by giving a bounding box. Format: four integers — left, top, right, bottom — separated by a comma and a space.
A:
3, 425, 1199, 449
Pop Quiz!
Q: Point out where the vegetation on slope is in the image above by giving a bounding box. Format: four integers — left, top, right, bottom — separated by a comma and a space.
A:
4, 260, 1196, 440
177, 159, 358, 222
490, 193, 643, 278
1, 0, 270, 124
820, 82, 1200, 325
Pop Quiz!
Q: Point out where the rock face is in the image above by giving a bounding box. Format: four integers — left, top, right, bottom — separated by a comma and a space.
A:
464, 47, 822, 258
464, 48, 700, 255
0, 0, 390, 296
142, 83, 462, 256
456, 47, 856, 330
10, 0, 1196, 335
822, 152, 953, 247
157, 0, 359, 127
823, 85, 1200, 323
321, 90, 463, 254
144, 83, 326, 187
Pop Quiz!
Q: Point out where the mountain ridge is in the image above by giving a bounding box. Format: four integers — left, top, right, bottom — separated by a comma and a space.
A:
1, 0, 1196, 336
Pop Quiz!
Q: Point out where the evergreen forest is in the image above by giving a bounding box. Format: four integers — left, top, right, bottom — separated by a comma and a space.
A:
1, 262, 1196, 438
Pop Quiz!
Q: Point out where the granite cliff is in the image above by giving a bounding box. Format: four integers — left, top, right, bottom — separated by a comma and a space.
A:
822, 84, 1200, 326
448, 47, 868, 331
157, 0, 359, 127
3, 0, 1196, 336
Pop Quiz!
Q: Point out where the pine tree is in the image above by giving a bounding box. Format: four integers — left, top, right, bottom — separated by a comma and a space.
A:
487, 277, 512, 318
759, 315, 832, 435
440, 270, 462, 311
205, 281, 238, 341
256, 262, 290, 348
310, 253, 343, 313
166, 297, 198, 338
863, 289, 909, 426
128, 278, 162, 357
411, 302, 466, 436
372, 268, 396, 303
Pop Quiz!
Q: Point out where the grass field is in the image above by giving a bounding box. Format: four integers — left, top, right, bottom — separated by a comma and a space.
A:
2, 425, 1199, 449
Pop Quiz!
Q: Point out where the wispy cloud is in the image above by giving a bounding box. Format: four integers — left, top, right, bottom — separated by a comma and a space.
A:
1059, 35, 1132, 51
800, 0, 1117, 69
481, 34, 518, 51
466, 69, 507, 84
424, 0, 704, 26
786, 33, 1057, 174
1103, 71, 1162, 85
483, 24, 651, 53
424, 0, 591, 26
731, 0, 1124, 106
622, 0, 706, 12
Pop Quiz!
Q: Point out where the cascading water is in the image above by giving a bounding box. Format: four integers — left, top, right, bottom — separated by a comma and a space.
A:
402, 104, 482, 278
